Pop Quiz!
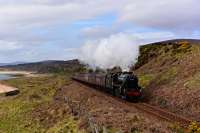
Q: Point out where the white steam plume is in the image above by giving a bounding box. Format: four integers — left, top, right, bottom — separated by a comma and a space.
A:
79, 33, 141, 70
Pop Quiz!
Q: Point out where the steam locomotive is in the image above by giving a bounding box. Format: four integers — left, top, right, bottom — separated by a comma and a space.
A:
72, 72, 142, 101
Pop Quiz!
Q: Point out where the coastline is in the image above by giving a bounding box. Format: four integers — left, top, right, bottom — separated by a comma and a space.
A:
0, 83, 19, 95
0, 70, 37, 95
0, 70, 42, 77
0, 70, 34, 76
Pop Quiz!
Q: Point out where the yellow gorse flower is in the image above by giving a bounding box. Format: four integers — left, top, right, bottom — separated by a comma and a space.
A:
188, 121, 200, 133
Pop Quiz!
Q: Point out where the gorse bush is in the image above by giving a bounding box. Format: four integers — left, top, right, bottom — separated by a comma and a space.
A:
132, 40, 192, 70
188, 122, 200, 133
178, 41, 191, 49
172, 41, 191, 54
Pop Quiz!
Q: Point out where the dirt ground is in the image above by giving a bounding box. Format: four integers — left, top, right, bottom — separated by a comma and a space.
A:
48, 81, 179, 133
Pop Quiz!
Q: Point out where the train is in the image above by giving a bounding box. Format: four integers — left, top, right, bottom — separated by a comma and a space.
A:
72, 72, 142, 101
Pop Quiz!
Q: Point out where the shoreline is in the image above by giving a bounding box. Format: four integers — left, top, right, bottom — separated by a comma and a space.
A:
0, 70, 40, 77
0, 70, 38, 95
0, 83, 19, 95
0, 71, 23, 95
0, 70, 49, 95
0, 70, 33, 75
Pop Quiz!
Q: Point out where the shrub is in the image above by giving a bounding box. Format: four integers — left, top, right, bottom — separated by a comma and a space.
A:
169, 123, 184, 133
188, 121, 200, 133
172, 41, 191, 54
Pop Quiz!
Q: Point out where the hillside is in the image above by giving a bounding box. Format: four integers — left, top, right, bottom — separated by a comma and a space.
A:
1, 59, 86, 74
133, 39, 200, 121
0, 62, 27, 66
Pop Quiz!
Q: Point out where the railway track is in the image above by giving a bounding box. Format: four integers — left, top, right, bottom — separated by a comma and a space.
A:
74, 81, 198, 129
116, 99, 193, 128
132, 103, 192, 127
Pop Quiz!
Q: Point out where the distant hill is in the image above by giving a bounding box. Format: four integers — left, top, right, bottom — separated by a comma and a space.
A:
132, 39, 200, 121
0, 62, 27, 66
1, 59, 86, 74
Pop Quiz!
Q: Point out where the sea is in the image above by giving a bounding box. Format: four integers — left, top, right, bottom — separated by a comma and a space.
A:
0, 74, 14, 80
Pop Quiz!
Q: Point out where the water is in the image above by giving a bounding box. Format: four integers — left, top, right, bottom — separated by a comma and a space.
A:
0, 74, 14, 80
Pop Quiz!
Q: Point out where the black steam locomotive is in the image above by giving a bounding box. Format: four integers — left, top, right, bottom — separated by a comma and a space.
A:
72, 72, 142, 101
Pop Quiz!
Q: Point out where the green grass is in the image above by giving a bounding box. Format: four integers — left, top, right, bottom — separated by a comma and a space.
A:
184, 72, 200, 90
46, 117, 80, 133
138, 74, 155, 88
168, 123, 185, 133
0, 74, 80, 133
155, 67, 178, 85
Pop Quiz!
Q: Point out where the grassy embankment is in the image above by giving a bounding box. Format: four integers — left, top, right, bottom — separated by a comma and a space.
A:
0, 74, 82, 133
132, 40, 200, 132
134, 41, 192, 91
133, 40, 200, 123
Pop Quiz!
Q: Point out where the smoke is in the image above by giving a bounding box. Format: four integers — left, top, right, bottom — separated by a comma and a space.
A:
79, 33, 141, 70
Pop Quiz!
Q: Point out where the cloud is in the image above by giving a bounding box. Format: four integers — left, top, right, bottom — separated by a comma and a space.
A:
0, 40, 23, 51
128, 31, 176, 43
81, 26, 117, 39
0, 0, 199, 34
0, 0, 199, 40
117, 0, 200, 31
0, 0, 121, 57
0, 1, 118, 28
0, 0, 199, 62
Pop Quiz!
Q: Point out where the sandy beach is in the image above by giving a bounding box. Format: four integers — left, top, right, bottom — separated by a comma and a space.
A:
0, 83, 19, 95
0, 70, 36, 77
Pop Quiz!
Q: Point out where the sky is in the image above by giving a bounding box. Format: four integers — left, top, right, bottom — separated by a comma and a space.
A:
0, 0, 200, 63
